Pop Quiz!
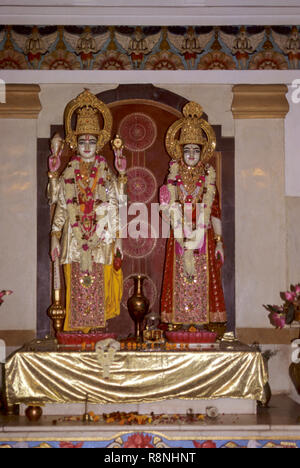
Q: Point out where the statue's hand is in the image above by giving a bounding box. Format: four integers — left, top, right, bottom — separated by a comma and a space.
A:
160, 185, 171, 205
51, 235, 61, 262
49, 133, 63, 173
49, 153, 62, 173
215, 241, 224, 265
115, 149, 127, 175
114, 238, 123, 259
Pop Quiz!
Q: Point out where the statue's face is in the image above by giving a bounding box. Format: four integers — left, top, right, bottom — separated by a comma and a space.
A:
77, 134, 98, 161
183, 144, 201, 167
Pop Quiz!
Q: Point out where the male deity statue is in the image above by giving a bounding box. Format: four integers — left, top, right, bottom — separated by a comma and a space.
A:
160, 102, 226, 328
48, 90, 127, 333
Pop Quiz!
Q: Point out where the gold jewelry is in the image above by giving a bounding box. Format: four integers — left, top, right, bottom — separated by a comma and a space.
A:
178, 160, 205, 200
165, 101, 216, 165
51, 231, 62, 239
118, 174, 128, 185
79, 160, 94, 187
64, 89, 113, 153
214, 234, 223, 243
48, 171, 59, 179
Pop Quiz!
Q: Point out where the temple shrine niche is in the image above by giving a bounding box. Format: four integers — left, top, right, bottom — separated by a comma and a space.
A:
3, 85, 268, 422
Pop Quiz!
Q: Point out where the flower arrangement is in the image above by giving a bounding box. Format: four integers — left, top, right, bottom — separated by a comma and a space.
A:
263, 284, 300, 329
0, 290, 13, 307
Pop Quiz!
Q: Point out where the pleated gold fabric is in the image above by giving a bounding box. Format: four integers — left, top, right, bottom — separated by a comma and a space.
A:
5, 349, 268, 406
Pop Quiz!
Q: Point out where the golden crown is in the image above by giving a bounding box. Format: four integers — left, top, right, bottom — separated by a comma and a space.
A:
165, 101, 216, 163
179, 102, 206, 145
64, 89, 113, 152
75, 107, 101, 136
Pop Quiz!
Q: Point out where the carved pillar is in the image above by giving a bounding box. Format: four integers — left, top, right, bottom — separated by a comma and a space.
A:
232, 85, 290, 341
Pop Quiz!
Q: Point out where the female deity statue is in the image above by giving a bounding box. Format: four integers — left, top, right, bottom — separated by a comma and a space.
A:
48, 90, 127, 333
160, 102, 226, 327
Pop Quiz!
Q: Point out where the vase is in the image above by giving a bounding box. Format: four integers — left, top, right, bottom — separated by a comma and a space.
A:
127, 275, 150, 341
25, 406, 43, 422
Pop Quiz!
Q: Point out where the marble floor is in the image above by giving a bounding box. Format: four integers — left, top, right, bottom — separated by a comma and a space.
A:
0, 395, 299, 446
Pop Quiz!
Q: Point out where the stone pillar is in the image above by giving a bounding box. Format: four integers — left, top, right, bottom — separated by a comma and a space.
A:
0, 85, 41, 351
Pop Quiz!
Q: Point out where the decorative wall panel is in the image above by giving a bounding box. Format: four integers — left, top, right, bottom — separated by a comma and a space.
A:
0, 25, 300, 70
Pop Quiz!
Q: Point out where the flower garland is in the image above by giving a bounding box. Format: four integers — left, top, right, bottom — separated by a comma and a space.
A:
64, 155, 108, 273
165, 160, 216, 277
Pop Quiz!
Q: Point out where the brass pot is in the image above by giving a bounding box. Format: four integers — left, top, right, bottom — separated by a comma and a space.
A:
127, 275, 150, 341
25, 406, 43, 422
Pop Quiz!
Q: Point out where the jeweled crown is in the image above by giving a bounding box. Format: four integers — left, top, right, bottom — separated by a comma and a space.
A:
179, 102, 206, 146
64, 89, 113, 152
75, 106, 101, 136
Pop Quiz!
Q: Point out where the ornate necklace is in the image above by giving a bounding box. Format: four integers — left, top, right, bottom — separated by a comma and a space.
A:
177, 162, 206, 204
79, 160, 94, 187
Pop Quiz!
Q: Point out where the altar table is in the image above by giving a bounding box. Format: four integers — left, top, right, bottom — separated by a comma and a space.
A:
5, 341, 268, 412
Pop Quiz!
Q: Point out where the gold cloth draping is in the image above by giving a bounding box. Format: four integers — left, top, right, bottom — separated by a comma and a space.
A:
5, 348, 268, 406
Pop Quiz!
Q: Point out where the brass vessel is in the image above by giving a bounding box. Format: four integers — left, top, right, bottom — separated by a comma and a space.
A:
48, 289, 66, 336
127, 275, 150, 341
25, 406, 43, 422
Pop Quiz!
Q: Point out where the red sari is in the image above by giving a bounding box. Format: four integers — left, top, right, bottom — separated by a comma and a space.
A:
161, 189, 226, 325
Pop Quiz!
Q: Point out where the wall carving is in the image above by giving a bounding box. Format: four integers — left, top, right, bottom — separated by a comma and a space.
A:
0, 25, 300, 70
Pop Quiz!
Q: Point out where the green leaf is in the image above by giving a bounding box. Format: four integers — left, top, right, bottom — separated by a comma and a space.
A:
286, 303, 295, 325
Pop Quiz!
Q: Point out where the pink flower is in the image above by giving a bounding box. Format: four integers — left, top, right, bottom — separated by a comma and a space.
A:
74, 170, 81, 181
285, 291, 296, 302
96, 155, 105, 163
0, 290, 12, 298
270, 312, 286, 329
82, 244, 89, 252
0, 290, 13, 307
98, 178, 104, 185
90, 168, 97, 178
83, 200, 94, 215
295, 285, 300, 295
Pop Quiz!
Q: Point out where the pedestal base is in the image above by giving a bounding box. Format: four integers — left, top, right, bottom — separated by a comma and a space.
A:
20, 399, 257, 416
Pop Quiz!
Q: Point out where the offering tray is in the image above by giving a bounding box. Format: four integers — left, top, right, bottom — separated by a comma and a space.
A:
166, 331, 217, 344
56, 332, 118, 346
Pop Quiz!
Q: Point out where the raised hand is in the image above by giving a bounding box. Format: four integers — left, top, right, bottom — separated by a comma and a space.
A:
51, 235, 61, 262
112, 135, 127, 175
49, 133, 64, 173
215, 241, 224, 265
160, 185, 171, 205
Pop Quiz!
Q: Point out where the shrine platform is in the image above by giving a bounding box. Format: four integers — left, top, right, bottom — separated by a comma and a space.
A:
5, 339, 267, 418
0, 396, 300, 448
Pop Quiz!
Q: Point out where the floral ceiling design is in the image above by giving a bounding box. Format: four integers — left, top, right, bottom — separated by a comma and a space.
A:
0, 25, 299, 71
